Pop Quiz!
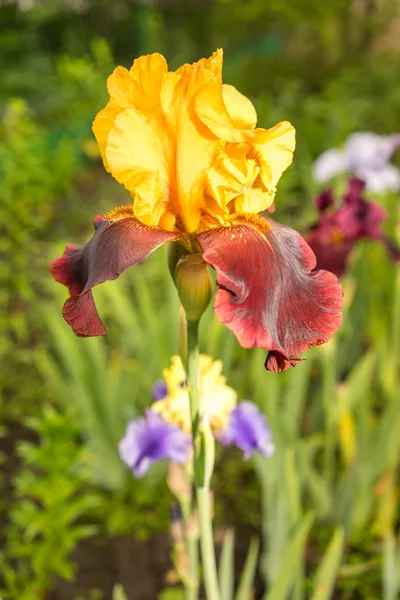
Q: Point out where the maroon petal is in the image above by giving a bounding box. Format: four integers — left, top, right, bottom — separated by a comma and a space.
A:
344, 178, 366, 205
198, 214, 342, 372
306, 227, 354, 278
265, 352, 304, 373
51, 210, 178, 336
316, 188, 334, 213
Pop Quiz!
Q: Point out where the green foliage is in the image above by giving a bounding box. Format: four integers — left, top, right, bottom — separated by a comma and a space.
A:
310, 528, 345, 600
0, 407, 101, 599
99, 474, 171, 540
37, 248, 181, 489
158, 588, 186, 600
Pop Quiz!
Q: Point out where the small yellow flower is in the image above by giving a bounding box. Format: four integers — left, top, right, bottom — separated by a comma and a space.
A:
152, 355, 237, 434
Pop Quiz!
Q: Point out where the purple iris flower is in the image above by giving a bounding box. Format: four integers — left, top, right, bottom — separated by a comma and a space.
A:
218, 401, 275, 460
306, 178, 400, 277
119, 409, 191, 477
151, 379, 168, 401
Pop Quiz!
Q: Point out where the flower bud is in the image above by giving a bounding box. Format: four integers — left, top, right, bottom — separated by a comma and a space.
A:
175, 254, 213, 322
168, 241, 188, 281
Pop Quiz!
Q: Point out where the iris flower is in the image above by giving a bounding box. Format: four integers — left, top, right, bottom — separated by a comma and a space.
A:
306, 178, 400, 277
119, 355, 274, 477
313, 132, 400, 194
119, 409, 191, 477
51, 50, 342, 372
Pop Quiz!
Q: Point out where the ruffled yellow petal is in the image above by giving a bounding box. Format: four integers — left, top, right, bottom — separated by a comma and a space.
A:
106, 54, 168, 111
93, 49, 295, 234
204, 145, 248, 224
153, 354, 237, 434
231, 159, 274, 214
92, 100, 123, 170
129, 53, 168, 112
222, 84, 257, 130
175, 49, 223, 90
251, 121, 296, 191
163, 355, 187, 393
105, 107, 171, 228
158, 50, 228, 232
194, 77, 246, 143
106, 67, 137, 109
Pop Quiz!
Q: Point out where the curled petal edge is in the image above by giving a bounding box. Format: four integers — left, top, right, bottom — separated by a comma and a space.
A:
198, 213, 343, 372
50, 208, 178, 336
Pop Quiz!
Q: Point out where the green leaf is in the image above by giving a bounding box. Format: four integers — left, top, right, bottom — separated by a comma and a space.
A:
310, 527, 344, 600
219, 529, 235, 600
382, 533, 400, 600
158, 588, 185, 600
113, 584, 128, 600
263, 512, 315, 600
236, 537, 259, 600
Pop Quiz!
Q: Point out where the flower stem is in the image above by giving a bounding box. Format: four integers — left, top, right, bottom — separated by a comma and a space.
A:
186, 318, 221, 600
187, 319, 200, 448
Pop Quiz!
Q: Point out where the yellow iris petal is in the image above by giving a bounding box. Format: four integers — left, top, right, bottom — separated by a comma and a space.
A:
93, 49, 295, 234
104, 108, 171, 227
92, 100, 123, 170
222, 84, 257, 130
153, 355, 237, 434
251, 121, 296, 191
106, 66, 138, 108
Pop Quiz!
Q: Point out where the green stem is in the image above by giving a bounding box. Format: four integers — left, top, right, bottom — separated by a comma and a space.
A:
187, 320, 200, 451
186, 318, 221, 600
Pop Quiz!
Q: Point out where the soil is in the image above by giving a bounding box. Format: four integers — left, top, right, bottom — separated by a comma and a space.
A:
48, 534, 170, 600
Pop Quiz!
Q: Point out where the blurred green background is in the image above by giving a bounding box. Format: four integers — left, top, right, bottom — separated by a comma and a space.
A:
1, 0, 400, 598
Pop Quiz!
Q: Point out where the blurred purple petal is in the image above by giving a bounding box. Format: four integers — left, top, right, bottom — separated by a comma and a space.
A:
152, 379, 168, 401
119, 409, 191, 477
218, 401, 275, 460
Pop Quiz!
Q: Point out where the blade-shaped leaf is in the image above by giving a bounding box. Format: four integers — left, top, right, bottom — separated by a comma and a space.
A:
263, 512, 315, 600
310, 527, 344, 600
236, 537, 260, 600
219, 528, 235, 600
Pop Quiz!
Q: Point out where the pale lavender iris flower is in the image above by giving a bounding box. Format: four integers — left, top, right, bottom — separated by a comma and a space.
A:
217, 401, 275, 460
119, 409, 191, 477
313, 132, 400, 194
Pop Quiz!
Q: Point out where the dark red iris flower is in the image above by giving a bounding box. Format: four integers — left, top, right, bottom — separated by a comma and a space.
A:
306, 178, 400, 278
